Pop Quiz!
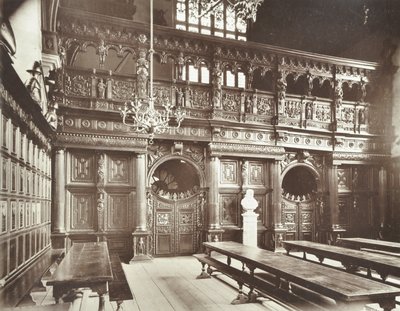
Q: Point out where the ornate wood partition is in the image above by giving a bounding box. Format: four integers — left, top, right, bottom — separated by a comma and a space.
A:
150, 193, 204, 256
65, 150, 135, 257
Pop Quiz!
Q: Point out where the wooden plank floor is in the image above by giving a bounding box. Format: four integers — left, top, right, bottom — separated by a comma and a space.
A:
122, 256, 292, 311
14, 253, 400, 310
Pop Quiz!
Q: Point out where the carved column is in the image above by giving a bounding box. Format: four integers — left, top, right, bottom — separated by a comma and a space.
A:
327, 164, 345, 244
207, 156, 224, 242
131, 153, 151, 262
270, 159, 286, 251
52, 148, 66, 248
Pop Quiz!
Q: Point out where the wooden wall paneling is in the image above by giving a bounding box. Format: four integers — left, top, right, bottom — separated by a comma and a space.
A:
338, 195, 351, 228
0, 200, 7, 233
2, 156, 9, 190
70, 152, 96, 184
0, 240, 7, 279
68, 191, 96, 231
219, 193, 239, 226
249, 161, 264, 186
107, 193, 130, 231
107, 154, 132, 186
9, 237, 16, 273
220, 160, 239, 185
17, 235, 23, 267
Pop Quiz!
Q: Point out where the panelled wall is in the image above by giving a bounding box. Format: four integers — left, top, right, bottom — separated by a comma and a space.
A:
64, 150, 135, 258
336, 165, 380, 237
0, 56, 53, 286
219, 158, 269, 244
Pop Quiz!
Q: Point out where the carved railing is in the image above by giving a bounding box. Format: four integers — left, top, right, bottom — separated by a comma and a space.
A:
57, 7, 388, 138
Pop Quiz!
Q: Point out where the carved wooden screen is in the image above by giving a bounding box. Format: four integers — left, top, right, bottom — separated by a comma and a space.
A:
282, 198, 315, 241
151, 194, 203, 256
66, 150, 134, 254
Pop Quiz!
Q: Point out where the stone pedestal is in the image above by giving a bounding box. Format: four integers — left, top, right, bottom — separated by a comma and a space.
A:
130, 231, 152, 262
242, 212, 259, 247
241, 189, 259, 247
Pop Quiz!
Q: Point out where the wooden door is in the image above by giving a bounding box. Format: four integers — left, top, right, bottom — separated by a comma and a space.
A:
282, 198, 314, 241
152, 194, 202, 256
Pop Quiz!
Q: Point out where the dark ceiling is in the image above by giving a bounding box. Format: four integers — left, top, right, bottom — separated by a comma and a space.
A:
249, 0, 400, 61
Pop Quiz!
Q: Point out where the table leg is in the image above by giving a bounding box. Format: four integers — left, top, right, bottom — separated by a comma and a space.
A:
92, 282, 108, 311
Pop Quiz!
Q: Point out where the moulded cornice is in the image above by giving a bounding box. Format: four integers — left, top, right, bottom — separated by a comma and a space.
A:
208, 142, 285, 159
55, 132, 148, 151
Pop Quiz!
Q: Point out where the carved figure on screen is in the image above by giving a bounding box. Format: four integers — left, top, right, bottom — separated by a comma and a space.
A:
176, 51, 185, 80
136, 50, 149, 99
26, 61, 42, 104
97, 78, 106, 99
334, 81, 343, 121
97, 39, 108, 68
45, 101, 58, 130
276, 71, 287, 113
306, 102, 312, 119
212, 62, 222, 108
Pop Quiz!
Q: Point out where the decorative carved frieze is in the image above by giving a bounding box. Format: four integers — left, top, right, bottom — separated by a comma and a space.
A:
56, 133, 147, 150
332, 152, 390, 163
209, 142, 285, 158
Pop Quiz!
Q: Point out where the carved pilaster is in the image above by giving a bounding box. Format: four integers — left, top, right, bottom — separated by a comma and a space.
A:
208, 156, 221, 230
268, 159, 287, 251
96, 153, 106, 235
131, 153, 152, 261
326, 164, 346, 244
52, 148, 66, 248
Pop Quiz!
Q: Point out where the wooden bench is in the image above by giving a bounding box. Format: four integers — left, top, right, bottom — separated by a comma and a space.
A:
193, 253, 328, 309
0, 249, 64, 309
109, 254, 133, 311
337, 238, 400, 253
361, 248, 400, 258
282, 240, 400, 282
195, 241, 400, 311
47, 242, 113, 311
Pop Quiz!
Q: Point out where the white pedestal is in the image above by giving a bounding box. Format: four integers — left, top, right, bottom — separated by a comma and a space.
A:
242, 212, 259, 247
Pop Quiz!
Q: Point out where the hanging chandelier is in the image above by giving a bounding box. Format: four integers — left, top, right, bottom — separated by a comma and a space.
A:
120, 0, 185, 144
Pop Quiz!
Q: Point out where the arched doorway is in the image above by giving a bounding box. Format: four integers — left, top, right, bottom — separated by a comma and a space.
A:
149, 158, 205, 256
281, 165, 318, 241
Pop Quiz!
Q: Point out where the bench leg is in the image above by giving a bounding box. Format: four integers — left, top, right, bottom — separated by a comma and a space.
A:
196, 262, 211, 279
116, 300, 124, 311
248, 286, 258, 303
231, 282, 247, 305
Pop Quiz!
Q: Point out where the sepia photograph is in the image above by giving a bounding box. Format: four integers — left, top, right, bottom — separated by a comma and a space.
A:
0, 0, 400, 310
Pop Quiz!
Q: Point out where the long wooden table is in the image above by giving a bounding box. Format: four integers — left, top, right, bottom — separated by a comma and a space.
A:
282, 240, 400, 282
47, 242, 113, 311
337, 238, 400, 254
201, 241, 400, 310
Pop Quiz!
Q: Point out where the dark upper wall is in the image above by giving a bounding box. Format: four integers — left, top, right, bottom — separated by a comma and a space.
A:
249, 0, 400, 62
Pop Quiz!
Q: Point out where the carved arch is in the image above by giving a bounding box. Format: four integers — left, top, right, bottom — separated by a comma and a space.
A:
147, 154, 206, 189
